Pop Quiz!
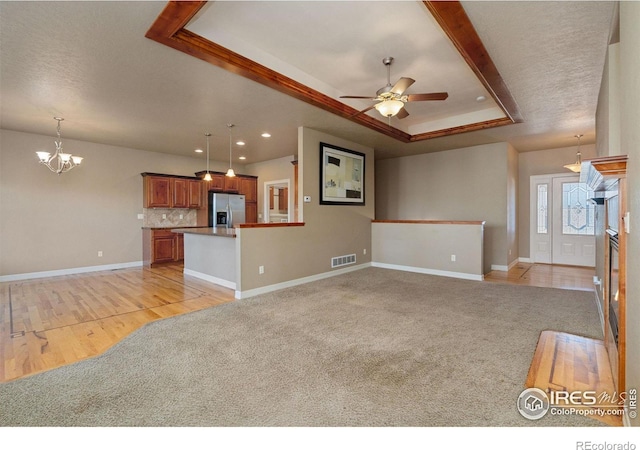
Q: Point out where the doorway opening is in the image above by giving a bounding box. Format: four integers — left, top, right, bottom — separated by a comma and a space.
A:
263, 179, 291, 223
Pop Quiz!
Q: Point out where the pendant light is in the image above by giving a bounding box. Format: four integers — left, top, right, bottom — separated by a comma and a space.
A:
563, 134, 584, 173
203, 132, 212, 181
226, 124, 236, 178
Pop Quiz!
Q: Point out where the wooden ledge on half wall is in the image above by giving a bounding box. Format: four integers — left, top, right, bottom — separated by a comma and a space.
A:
371, 220, 486, 226
238, 222, 305, 228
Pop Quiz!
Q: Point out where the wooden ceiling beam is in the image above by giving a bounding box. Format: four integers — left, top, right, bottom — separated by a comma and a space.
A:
146, 1, 521, 143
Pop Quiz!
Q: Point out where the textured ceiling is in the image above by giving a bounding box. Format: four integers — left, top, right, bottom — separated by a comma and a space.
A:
0, 1, 615, 163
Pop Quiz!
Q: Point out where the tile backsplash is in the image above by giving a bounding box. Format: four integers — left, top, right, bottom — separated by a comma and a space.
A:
143, 208, 198, 228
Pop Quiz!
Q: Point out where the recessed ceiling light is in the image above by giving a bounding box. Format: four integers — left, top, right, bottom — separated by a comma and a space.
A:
194, 149, 203, 153
261, 133, 271, 138
476, 95, 486, 102
239, 156, 246, 160
236, 141, 245, 146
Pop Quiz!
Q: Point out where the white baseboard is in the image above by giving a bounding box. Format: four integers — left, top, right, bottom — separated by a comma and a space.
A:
518, 257, 533, 263
371, 262, 484, 281
183, 269, 236, 291
236, 262, 371, 299
0, 261, 144, 282
491, 259, 526, 272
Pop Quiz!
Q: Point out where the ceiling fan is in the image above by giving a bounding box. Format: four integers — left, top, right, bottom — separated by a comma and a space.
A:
340, 56, 448, 120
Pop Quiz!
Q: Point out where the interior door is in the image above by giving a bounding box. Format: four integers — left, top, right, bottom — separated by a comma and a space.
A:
551, 176, 596, 266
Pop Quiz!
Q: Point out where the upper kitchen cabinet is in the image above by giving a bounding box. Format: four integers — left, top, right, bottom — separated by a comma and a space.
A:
143, 175, 171, 208
188, 179, 203, 209
172, 178, 189, 208
208, 173, 225, 192
239, 176, 257, 202
224, 175, 239, 192
142, 173, 203, 209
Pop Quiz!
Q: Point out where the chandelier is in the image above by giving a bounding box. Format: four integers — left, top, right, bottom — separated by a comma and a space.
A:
36, 117, 83, 174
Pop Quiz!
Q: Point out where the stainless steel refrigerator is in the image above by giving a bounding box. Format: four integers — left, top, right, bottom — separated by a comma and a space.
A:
208, 192, 246, 228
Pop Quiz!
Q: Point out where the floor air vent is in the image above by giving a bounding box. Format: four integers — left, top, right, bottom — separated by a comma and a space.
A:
331, 254, 356, 268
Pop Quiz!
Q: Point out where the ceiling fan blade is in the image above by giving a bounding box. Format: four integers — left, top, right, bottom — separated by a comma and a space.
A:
406, 92, 449, 102
396, 107, 409, 119
340, 95, 377, 100
390, 77, 415, 95
350, 104, 377, 117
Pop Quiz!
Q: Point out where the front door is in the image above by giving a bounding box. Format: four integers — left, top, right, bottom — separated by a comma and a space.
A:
530, 174, 596, 267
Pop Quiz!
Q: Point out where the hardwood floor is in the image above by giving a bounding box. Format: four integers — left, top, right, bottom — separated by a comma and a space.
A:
487, 264, 620, 426
1, 262, 617, 426
526, 331, 622, 427
484, 262, 595, 291
0, 264, 234, 382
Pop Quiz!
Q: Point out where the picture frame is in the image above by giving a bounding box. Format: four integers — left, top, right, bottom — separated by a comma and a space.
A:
319, 142, 365, 205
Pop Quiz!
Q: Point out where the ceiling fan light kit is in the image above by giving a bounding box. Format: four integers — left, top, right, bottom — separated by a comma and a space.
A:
340, 56, 448, 120
375, 99, 405, 118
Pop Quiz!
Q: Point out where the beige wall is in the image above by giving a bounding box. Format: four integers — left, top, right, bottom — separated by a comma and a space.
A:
596, 42, 621, 158
236, 127, 374, 294
619, 0, 640, 426
0, 129, 235, 277
375, 142, 510, 273
517, 143, 597, 259
507, 144, 519, 266
371, 222, 484, 279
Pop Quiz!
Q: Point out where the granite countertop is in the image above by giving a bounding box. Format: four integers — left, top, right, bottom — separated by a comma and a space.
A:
170, 227, 236, 238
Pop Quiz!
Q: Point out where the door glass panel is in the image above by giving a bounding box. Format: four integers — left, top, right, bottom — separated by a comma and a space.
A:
562, 182, 595, 235
537, 184, 548, 234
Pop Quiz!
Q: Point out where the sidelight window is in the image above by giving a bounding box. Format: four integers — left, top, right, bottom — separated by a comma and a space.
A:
536, 184, 548, 234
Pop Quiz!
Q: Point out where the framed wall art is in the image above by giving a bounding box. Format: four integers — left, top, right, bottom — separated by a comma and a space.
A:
319, 142, 365, 205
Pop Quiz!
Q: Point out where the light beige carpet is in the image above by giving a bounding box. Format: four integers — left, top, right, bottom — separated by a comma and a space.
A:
0, 267, 605, 426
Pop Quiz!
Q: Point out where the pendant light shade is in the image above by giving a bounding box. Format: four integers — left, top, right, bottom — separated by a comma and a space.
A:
226, 124, 236, 178
203, 132, 212, 181
563, 134, 584, 173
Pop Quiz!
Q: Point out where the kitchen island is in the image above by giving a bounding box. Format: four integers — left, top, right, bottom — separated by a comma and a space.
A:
171, 227, 237, 290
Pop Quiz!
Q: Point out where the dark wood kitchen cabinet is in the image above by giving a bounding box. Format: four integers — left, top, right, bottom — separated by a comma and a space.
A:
172, 178, 189, 208
142, 174, 203, 209
196, 171, 259, 224
144, 176, 172, 208
143, 228, 184, 267
238, 176, 258, 223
